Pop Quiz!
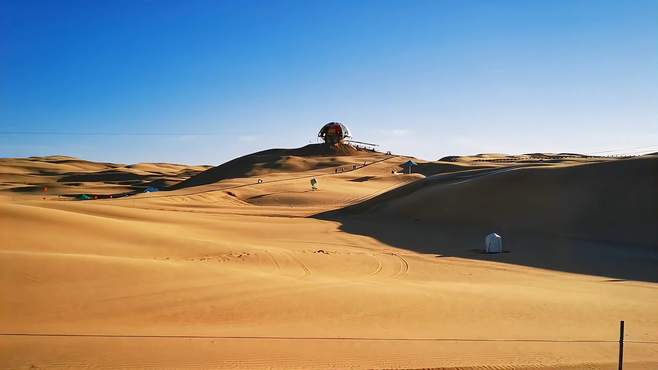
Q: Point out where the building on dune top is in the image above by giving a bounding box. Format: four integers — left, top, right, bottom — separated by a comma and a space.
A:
318, 122, 351, 144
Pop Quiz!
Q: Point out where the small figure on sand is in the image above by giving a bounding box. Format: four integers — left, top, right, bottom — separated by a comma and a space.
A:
310, 177, 318, 190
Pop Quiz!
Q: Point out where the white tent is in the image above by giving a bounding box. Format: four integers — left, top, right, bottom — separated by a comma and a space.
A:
485, 233, 502, 253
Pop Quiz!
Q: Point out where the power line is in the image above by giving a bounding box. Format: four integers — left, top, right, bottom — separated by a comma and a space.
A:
0, 132, 240, 136
1, 332, 656, 344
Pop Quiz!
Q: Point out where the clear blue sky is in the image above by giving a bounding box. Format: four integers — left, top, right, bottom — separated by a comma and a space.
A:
1, 0, 657, 164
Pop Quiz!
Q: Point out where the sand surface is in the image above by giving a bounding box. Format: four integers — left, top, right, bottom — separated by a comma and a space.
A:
1, 148, 657, 369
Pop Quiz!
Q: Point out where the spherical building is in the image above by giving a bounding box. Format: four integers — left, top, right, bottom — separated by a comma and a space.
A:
318, 122, 351, 144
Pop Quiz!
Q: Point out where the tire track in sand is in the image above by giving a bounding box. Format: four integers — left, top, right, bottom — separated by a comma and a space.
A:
259, 249, 310, 279
366, 254, 384, 277
271, 239, 408, 281
278, 250, 311, 279
260, 249, 281, 273
389, 252, 409, 278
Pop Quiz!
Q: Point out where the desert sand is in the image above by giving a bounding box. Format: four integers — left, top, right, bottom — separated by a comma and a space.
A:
1, 145, 657, 369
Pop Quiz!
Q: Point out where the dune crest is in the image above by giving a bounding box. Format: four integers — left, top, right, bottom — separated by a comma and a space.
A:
170, 143, 377, 189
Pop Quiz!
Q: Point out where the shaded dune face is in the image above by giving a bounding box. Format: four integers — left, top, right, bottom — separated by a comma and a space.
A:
345, 156, 658, 245
318, 155, 658, 282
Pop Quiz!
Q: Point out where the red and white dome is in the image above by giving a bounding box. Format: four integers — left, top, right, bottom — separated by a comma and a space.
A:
318, 122, 351, 144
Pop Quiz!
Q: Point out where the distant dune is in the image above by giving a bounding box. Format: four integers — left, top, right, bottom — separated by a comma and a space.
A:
0, 156, 210, 196
440, 152, 607, 163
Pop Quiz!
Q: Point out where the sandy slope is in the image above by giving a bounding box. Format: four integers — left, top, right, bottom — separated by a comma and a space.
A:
1, 150, 657, 369
169, 143, 382, 190
385, 156, 658, 245
0, 156, 211, 197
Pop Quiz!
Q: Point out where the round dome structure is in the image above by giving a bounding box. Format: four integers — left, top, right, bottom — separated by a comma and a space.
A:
318, 122, 351, 144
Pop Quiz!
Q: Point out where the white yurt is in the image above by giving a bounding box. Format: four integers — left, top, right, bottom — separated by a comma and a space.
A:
485, 233, 503, 253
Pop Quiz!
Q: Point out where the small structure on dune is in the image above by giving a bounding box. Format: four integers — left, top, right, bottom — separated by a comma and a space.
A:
317, 122, 379, 150
144, 186, 160, 193
401, 160, 417, 174
318, 122, 351, 144
76, 194, 92, 200
484, 233, 503, 253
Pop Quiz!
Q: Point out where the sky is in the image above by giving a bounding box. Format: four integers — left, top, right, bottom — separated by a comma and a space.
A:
1, 0, 657, 164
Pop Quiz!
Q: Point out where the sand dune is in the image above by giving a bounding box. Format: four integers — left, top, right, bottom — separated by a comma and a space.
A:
1, 149, 657, 369
337, 156, 658, 245
0, 156, 210, 197
170, 143, 380, 190
324, 155, 658, 282
441, 152, 613, 164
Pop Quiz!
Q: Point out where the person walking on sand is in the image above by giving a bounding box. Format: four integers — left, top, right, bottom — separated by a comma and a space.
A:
310, 177, 318, 190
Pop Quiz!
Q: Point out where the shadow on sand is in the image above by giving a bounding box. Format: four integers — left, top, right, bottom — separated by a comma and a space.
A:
314, 214, 658, 283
